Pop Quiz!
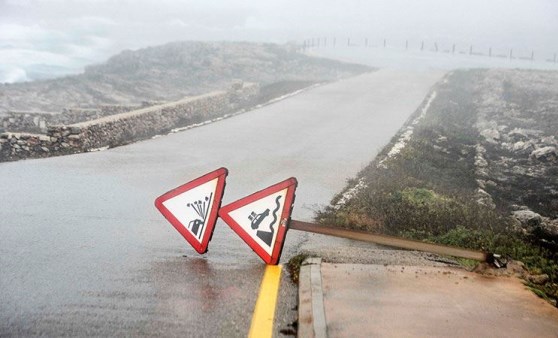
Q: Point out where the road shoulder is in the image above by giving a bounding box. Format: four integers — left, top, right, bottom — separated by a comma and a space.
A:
299, 257, 558, 337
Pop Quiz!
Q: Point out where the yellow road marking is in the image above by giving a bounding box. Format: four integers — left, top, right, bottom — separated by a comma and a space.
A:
248, 264, 282, 338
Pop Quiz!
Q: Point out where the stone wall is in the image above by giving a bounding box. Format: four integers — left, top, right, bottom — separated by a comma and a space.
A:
0, 127, 83, 159
0, 104, 163, 133
0, 82, 258, 161
0, 83, 256, 134
0, 111, 57, 133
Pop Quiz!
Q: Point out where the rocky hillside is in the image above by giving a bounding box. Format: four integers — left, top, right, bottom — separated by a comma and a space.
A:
0, 41, 370, 113
318, 69, 558, 304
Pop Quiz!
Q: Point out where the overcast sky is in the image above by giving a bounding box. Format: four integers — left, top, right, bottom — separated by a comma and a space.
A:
1, 0, 557, 83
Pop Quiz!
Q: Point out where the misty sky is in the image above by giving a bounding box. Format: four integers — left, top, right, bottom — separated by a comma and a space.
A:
1, 0, 557, 83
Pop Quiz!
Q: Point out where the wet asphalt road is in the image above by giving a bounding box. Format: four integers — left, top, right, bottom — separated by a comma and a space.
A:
0, 69, 442, 336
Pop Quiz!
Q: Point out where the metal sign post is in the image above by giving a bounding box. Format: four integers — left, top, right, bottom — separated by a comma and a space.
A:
289, 220, 491, 262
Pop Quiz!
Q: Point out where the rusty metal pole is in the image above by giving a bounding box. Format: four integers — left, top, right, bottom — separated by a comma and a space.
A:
289, 220, 491, 262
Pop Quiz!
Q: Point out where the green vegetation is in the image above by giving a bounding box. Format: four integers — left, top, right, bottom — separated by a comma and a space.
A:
317, 70, 558, 304
286, 253, 311, 284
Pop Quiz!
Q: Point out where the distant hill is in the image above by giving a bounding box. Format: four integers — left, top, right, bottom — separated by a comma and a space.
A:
0, 41, 370, 113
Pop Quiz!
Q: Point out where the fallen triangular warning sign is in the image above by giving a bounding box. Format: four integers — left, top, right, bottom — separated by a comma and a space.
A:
155, 168, 228, 254
219, 178, 297, 264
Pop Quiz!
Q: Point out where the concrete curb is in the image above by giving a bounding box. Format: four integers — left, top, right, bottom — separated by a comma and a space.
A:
298, 257, 327, 338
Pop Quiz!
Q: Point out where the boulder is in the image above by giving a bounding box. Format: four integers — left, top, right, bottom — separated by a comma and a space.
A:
540, 218, 558, 238
512, 209, 542, 227
508, 128, 529, 141
540, 136, 558, 147
476, 188, 495, 209
512, 141, 535, 153
70, 126, 82, 134
474, 156, 488, 167
527, 274, 549, 285
481, 128, 500, 143
513, 210, 558, 247
472, 260, 528, 278
530, 146, 557, 162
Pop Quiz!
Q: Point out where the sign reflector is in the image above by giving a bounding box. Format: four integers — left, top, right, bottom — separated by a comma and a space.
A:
219, 178, 297, 264
155, 167, 228, 254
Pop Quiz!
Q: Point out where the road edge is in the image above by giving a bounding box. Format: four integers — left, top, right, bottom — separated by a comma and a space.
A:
298, 257, 327, 338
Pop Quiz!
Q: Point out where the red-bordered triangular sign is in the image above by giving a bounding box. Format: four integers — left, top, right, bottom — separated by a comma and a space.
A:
155, 167, 228, 254
219, 178, 297, 264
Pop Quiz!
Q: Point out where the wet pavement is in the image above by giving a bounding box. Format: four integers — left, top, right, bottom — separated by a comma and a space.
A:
312, 262, 558, 337
0, 69, 443, 336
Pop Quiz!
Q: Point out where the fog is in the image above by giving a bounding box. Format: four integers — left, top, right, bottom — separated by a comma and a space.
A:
1, 0, 557, 82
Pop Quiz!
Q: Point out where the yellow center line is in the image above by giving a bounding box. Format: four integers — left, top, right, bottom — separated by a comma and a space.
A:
248, 264, 282, 338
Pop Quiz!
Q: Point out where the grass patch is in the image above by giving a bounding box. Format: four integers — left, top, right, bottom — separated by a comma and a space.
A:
286, 253, 310, 284
454, 258, 479, 269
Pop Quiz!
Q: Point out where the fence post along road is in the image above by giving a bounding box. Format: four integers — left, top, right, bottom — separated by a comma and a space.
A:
301, 36, 557, 64
154, 168, 497, 264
